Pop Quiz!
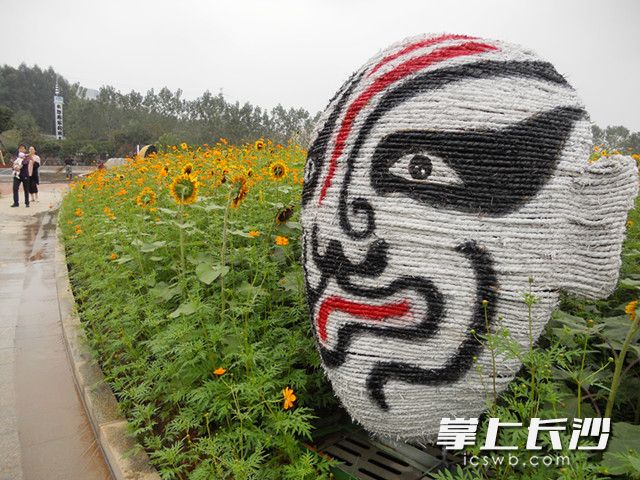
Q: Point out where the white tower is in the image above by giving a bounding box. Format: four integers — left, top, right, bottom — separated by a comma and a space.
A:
54, 78, 64, 139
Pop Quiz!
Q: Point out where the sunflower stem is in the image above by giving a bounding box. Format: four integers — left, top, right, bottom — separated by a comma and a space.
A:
179, 203, 186, 279
605, 313, 640, 418
220, 190, 231, 321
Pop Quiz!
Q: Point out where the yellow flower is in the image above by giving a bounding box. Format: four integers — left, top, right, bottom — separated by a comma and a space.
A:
169, 174, 199, 205
248, 230, 261, 238
269, 161, 288, 181
628, 219, 634, 229
116, 188, 128, 196
136, 187, 157, 208
275, 236, 289, 246
180, 142, 188, 150
213, 367, 226, 376
255, 139, 265, 150
109, 253, 118, 261
74, 225, 82, 235
282, 387, 296, 410
74, 207, 83, 217
182, 163, 194, 175
625, 300, 638, 323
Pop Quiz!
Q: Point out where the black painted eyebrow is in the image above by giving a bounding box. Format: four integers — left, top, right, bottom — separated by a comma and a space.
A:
370, 106, 586, 215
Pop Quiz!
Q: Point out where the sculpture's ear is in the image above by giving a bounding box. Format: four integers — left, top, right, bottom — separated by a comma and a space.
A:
559, 155, 638, 299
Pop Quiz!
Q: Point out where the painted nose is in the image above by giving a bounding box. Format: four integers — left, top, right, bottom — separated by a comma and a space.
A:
339, 196, 377, 240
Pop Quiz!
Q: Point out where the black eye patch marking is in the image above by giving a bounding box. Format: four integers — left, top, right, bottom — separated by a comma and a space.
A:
370, 106, 586, 215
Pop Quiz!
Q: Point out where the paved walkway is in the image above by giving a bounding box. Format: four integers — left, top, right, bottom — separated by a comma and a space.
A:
0, 184, 112, 480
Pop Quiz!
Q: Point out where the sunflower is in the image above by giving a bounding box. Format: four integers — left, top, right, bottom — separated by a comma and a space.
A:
136, 187, 157, 208
230, 175, 249, 208
255, 139, 265, 150
182, 163, 194, 175
269, 161, 288, 181
625, 300, 638, 323
276, 206, 294, 225
169, 174, 199, 205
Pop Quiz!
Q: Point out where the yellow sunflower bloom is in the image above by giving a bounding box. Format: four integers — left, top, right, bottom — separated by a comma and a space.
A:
269, 161, 288, 181
625, 300, 638, 323
182, 163, 194, 175
169, 174, 199, 205
136, 187, 157, 208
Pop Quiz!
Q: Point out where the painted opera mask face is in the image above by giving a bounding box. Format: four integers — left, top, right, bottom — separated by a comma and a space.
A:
301, 34, 638, 440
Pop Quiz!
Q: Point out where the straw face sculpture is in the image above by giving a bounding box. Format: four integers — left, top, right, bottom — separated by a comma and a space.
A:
301, 33, 639, 441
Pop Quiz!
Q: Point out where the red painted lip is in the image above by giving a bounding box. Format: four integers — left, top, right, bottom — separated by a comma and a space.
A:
316, 295, 411, 343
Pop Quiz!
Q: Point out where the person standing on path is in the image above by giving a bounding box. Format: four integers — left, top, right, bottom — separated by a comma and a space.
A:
64, 156, 74, 180
11, 144, 30, 208
28, 146, 41, 203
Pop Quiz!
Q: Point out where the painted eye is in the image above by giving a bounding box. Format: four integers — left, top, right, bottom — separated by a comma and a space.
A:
389, 152, 463, 186
408, 155, 432, 180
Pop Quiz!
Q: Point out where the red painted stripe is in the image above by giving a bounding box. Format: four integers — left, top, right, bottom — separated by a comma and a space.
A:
317, 41, 498, 205
369, 34, 476, 76
317, 296, 411, 343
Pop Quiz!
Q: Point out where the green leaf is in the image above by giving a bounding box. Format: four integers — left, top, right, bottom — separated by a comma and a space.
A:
619, 278, 640, 290
601, 422, 640, 476
149, 282, 181, 302
156, 207, 177, 216
140, 240, 167, 253
169, 301, 197, 318
228, 229, 252, 238
114, 255, 133, 264
195, 263, 229, 285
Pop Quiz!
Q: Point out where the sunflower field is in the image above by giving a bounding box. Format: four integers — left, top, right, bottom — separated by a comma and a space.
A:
59, 141, 337, 479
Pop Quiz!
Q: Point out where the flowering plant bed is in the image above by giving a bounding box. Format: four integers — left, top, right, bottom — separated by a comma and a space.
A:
60, 141, 336, 479
60, 142, 640, 480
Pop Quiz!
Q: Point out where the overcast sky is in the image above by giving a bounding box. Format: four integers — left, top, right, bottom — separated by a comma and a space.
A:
3, 0, 639, 130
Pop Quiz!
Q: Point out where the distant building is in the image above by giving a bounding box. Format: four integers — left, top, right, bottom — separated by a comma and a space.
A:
78, 87, 99, 100
54, 78, 64, 139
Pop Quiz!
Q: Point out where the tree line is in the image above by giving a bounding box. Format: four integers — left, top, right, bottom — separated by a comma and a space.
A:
1, 63, 639, 163
0, 63, 320, 162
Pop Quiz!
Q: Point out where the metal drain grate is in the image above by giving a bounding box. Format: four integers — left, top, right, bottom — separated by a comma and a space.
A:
314, 430, 450, 480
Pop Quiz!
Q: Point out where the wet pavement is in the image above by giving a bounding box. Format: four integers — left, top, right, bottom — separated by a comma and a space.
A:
0, 185, 112, 480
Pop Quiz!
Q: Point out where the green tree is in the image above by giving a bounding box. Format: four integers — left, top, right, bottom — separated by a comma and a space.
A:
12, 110, 41, 145
0, 105, 13, 132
